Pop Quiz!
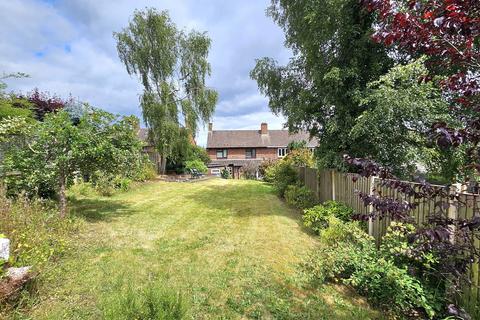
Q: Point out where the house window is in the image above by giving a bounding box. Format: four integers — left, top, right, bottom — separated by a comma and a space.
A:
216, 149, 227, 159
245, 148, 256, 159
278, 148, 287, 157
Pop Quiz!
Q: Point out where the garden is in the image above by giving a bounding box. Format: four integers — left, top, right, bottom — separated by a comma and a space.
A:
1, 0, 480, 319
1, 178, 382, 319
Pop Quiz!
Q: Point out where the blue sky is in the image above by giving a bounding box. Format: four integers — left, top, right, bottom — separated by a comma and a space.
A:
0, 0, 290, 146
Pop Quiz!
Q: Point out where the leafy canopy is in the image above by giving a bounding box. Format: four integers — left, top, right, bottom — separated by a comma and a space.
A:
251, 0, 392, 169
114, 8, 217, 172
2, 109, 143, 217
350, 58, 461, 178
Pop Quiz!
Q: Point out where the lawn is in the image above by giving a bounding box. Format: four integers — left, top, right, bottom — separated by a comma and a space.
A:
23, 178, 381, 319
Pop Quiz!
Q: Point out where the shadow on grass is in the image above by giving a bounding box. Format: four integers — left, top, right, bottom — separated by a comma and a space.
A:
69, 197, 135, 222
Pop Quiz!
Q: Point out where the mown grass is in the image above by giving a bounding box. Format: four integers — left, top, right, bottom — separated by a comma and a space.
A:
12, 178, 382, 319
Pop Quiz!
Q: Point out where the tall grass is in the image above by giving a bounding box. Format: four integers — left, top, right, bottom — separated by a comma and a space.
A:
0, 187, 77, 269
0, 186, 78, 317
101, 280, 188, 320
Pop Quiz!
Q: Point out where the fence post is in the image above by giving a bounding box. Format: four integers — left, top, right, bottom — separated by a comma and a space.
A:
331, 170, 336, 201
448, 184, 460, 243
368, 176, 376, 237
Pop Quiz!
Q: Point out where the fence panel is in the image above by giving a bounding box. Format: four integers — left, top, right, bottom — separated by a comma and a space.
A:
458, 193, 480, 317
296, 167, 480, 315
304, 168, 319, 199
318, 169, 333, 203
332, 171, 371, 215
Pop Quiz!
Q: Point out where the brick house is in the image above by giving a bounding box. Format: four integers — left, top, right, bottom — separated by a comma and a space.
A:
206, 122, 318, 178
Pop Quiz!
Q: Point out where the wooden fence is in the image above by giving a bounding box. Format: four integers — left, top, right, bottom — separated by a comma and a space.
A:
296, 166, 480, 316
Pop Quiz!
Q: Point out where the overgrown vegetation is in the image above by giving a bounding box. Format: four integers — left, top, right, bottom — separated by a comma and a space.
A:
185, 159, 207, 174
302, 214, 442, 318
302, 201, 354, 234
0, 186, 77, 315
264, 147, 314, 198
284, 184, 316, 209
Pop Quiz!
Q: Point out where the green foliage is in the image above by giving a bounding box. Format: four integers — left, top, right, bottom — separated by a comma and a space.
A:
113, 176, 132, 192
0, 95, 33, 121
101, 281, 188, 320
303, 206, 331, 234
322, 200, 354, 223
284, 184, 316, 209
284, 149, 315, 167
264, 160, 298, 197
287, 140, 307, 151
220, 168, 230, 179
189, 145, 210, 164
302, 201, 354, 234
114, 8, 217, 173
185, 159, 207, 174
302, 217, 375, 283
0, 186, 76, 270
0, 73, 31, 122
302, 218, 441, 318
133, 156, 158, 181
259, 160, 277, 182
351, 58, 457, 178
347, 258, 436, 318
67, 181, 97, 198
251, 0, 392, 170
1, 110, 144, 215
91, 172, 133, 196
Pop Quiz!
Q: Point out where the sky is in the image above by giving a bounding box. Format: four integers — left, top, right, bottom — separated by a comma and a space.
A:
0, 0, 290, 146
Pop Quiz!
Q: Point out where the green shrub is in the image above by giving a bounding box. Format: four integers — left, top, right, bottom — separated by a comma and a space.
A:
302, 201, 354, 234
302, 217, 440, 319
221, 168, 230, 179
302, 206, 331, 234
347, 258, 436, 318
322, 200, 354, 222
259, 160, 277, 182
102, 282, 188, 320
68, 181, 97, 198
113, 176, 132, 192
93, 172, 116, 197
265, 161, 298, 197
284, 184, 316, 209
302, 217, 375, 283
133, 157, 157, 181
185, 159, 207, 174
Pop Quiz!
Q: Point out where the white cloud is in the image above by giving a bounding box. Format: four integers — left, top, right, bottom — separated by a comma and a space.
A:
0, 0, 289, 145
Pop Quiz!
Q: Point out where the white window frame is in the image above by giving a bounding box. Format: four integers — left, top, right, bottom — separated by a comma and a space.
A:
245, 148, 256, 159
210, 168, 221, 175
277, 148, 287, 158
216, 149, 227, 159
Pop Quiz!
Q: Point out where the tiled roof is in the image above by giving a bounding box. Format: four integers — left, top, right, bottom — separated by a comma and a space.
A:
206, 129, 318, 148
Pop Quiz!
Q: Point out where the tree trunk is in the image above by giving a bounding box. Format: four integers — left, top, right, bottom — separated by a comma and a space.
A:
159, 155, 167, 175
59, 174, 67, 218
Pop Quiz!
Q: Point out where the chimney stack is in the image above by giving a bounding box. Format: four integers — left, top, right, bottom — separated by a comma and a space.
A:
208, 122, 213, 132
260, 122, 268, 135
